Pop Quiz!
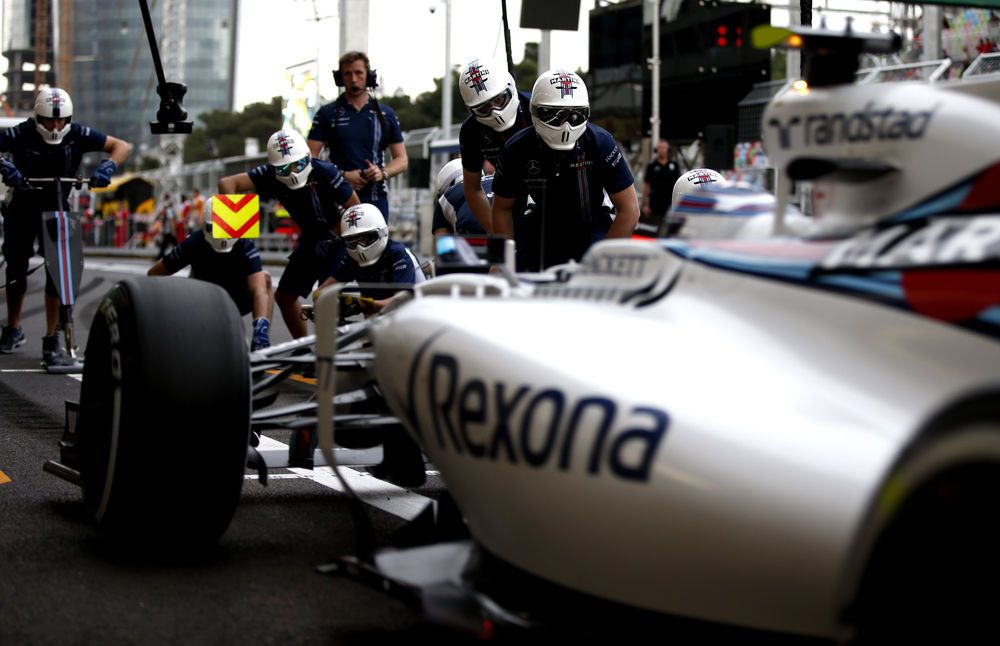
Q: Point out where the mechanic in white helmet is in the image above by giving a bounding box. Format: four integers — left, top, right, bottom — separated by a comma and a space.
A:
218, 129, 359, 338
315, 203, 425, 316
491, 69, 639, 270
431, 158, 490, 237
0, 87, 132, 367
663, 168, 728, 236
147, 198, 275, 351
456, 57, 532, 232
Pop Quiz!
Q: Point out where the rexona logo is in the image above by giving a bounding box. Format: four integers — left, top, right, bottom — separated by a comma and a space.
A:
402, 349, 669, 482
768, 102, 938, 149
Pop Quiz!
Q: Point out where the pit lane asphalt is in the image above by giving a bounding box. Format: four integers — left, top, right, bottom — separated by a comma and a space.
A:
0, 255, 487, 646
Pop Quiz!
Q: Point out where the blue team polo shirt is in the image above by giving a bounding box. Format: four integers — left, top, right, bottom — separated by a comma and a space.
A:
247, 159, 354, 241
329, 239, 423, 300
308, 95, 404, 206
493, 123, 634, 268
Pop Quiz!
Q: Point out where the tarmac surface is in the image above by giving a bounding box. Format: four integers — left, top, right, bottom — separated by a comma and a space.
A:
0, 254, 489, 645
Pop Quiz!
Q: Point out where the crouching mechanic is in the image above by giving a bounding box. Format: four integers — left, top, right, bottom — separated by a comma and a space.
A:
0, 87, 132, 366
431, 159, 488, 237
491, 70, 639, 270
147, 199, 275, 351
316, 203, 425, 315
218, 129, 359, 338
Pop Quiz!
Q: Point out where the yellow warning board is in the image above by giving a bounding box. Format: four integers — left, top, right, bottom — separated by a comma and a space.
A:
212, 194, 261, 239
0, 470, 10, 484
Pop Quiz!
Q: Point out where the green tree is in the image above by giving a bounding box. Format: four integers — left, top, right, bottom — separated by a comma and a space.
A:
183, 97, 282, 163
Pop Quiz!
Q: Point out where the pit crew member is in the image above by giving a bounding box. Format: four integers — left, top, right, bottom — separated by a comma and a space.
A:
431, 159, 488, 237
316, 203, 425, 316
457, 57, 532, 232
217, 129, 359, 339
491, 70, 639, 269
147, 199, 275, 351
0, 87, 132, 366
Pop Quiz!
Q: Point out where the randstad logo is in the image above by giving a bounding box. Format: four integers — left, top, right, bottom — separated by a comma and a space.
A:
767, 102, 938, 149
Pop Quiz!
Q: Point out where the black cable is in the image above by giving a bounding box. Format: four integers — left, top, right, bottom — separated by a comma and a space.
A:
502, 0, 515, 82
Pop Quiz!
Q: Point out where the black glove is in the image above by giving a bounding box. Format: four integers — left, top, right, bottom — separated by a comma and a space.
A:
89, 159, 117, 189
0, 159, 27, 188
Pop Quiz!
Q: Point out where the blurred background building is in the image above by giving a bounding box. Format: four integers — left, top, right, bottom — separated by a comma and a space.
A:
2, 0, 237, 156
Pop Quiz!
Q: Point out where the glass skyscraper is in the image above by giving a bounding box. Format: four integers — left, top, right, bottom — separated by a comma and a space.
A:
71, 0, 237, 159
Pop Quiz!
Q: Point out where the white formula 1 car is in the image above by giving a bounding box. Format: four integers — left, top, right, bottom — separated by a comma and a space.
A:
46, 25, 1000, 645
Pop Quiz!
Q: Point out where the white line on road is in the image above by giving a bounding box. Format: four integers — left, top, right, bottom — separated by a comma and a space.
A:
0, 369, 83, 382
249, 435, 431, 521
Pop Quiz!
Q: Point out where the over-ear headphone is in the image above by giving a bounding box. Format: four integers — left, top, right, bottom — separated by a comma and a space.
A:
333, 68, 379, 89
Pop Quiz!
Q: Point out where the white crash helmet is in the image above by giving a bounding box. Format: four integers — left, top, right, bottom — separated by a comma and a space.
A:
530, 69, 590, 151
671, 168, 728, 208
434, 159, 465, 198
341, 203, 388, 267
459, 58, 519, 132
267, 130, 312, 190
202, 198, 235, 253
34, 87, 73, 144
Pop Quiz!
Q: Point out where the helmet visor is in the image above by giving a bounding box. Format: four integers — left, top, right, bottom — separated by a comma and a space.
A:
531, 105, 590, 127
469, 88, 513, 118
343, 230, 382, 250
274, 157, 309, 177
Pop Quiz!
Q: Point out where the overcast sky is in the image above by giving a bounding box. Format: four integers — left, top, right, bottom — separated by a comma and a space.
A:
233, 0, 595, 109
0, 1, 887, 109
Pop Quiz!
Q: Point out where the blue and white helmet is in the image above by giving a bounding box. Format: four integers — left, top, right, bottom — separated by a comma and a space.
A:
530, 69, 589, 151
341, 203, 388, 267
202, 198, 235, 253
434, 158, 465, 198
34, 88, 73, 144
671, 168, 728, 208
459, 58, 519, 132
267, 130, 312, 190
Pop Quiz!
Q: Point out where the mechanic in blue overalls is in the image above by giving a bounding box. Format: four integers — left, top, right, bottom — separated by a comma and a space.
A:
307, 51, 407, 221
456, 57, 532, 233
217, 129, 359, 339
431, 158, 488, 237
0, 88, 132, 366
315, 203, 425, 317
147, 199, 275, 351
491, 70, 639, 270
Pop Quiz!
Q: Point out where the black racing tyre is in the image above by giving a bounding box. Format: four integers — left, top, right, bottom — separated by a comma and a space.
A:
78, 277, 250, 552
849, 423, 1000, 644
